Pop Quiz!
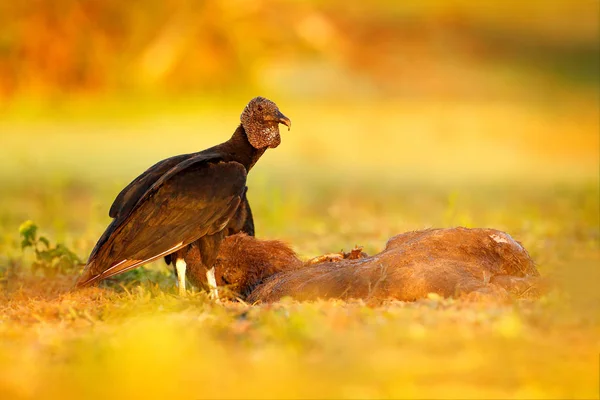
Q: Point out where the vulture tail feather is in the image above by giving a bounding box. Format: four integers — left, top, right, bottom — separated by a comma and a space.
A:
74, 241, 186, 289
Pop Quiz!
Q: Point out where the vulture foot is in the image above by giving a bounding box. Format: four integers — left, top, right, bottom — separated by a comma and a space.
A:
175, 258, 187, 296
206, 267, 221, 303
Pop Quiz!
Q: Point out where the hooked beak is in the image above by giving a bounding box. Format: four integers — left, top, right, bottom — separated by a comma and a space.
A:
266, 110, 291, 131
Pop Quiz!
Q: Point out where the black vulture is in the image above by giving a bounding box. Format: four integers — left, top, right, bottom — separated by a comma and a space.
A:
75, 97, 291, 298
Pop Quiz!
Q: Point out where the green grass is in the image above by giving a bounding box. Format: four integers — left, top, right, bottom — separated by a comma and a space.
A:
0, 97, 599, 399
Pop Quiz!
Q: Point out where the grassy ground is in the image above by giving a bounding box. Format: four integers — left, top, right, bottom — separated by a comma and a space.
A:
0, 97, 599, 399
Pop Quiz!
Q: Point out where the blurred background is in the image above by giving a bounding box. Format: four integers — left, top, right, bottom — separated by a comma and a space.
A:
1, 0, 599, 100
0, 0, 598, 256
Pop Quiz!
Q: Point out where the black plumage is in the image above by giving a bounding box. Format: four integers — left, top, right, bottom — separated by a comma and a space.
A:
75, 97, 290, 297
163, 187, 254, 291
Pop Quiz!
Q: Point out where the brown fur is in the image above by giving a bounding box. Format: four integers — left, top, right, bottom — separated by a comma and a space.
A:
210, 228, 544, 303
217, 234, 303, 297
183, 233, 302, 297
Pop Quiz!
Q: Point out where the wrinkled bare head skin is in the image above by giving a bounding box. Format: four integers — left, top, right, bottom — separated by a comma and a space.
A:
240, 96, 291, 149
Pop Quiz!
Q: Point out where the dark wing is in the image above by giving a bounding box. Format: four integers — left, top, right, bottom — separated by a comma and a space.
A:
88, 154, 194, 264
240, 200, 255, 236
90, 151, 220, 263
240, 188, 255, 236
109, 153, 194, 219
164, 187, 254, 266
76, 159, 246, 287
227, 187, 255, 236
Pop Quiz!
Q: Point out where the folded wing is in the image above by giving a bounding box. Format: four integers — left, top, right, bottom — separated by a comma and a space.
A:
76, 159, 246, 287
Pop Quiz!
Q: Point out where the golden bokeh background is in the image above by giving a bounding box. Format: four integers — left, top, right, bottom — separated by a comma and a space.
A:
1, 0, 598, 186
1, 0, 598, 98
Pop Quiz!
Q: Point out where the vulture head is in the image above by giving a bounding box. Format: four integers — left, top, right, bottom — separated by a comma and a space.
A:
241, 96, 291, 149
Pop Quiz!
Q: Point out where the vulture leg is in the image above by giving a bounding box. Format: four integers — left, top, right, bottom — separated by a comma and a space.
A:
175, 257, 187, 296
206, 267, 220, 302
196, 232, 225, 302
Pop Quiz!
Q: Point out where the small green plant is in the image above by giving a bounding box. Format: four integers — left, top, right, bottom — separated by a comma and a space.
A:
19, 220, 83, 276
